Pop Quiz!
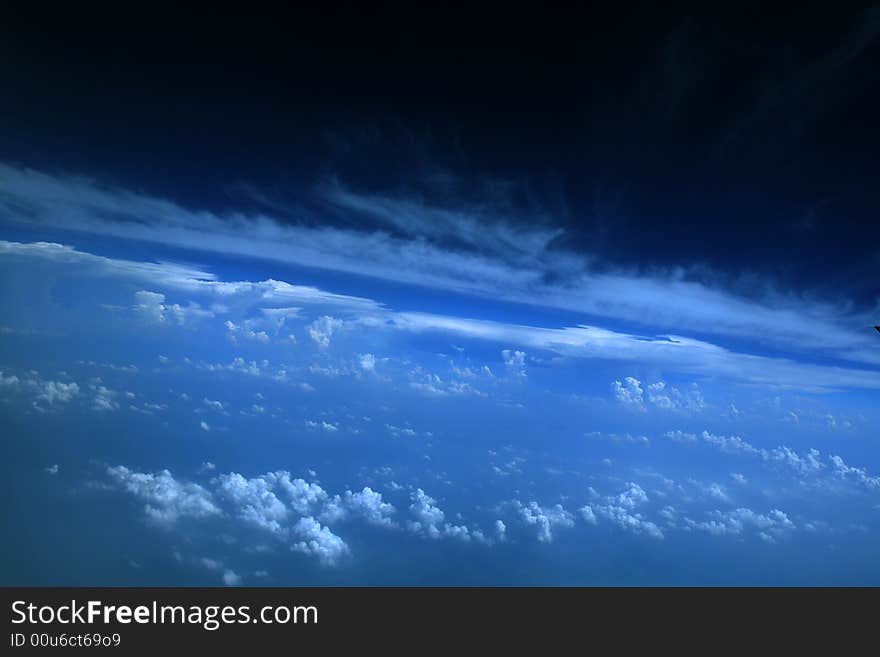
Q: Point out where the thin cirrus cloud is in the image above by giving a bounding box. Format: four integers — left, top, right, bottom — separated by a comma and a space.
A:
1, 239, 879, 391
1, 162, 878, 367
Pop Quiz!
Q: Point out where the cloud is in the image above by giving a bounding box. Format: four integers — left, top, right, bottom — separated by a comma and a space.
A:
407, 488, 446, 539
829, 455, 880, 490
203, 398, 225, 412
3, 162, 878, 371
106, 466, 221, 526
3, 239, 880, 391
612, 377, 645, 410
216, 472, 290, 534
593, 483, 664, 540
686, 508, 795, 542
501, 349, 527, 380
665, 429, 762, 456
291, 517, 349, 566
133, 290, 213, 325
305, 420, 338, 433
344, 487, 396, 527
91, 385, 119, 412
579, 505, 598, 524
307, 316, 345, 348
104, 466, 408, 566
612, 377, 705, 412
664, 429, 880, 493
513, 500, 575, 543
224, 320, 270, 344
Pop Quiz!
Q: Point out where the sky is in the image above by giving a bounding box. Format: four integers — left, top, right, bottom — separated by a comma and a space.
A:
1, 6, 879, 585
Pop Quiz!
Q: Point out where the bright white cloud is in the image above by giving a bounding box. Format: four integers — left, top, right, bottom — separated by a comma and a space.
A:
514, 500, 575, 543
106, 465, 221, 526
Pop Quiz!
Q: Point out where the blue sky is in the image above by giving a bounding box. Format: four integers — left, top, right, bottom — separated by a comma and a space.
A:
1, 7, 879, 585
1, 166, 878, 585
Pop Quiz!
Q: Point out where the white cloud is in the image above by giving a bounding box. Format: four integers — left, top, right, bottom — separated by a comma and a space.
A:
501, 349, 527, 379
664, 429, 880, 491
203, 398, 225, 412
358, 353, 377, 371
92, 386, 119, 412
514, 500, 575, 543
613, 378, 705, 412
593, 483, 664, 540
579, 505, 597, 524
133, 290, 212, 325
344, 487, 396, 527
224, 320, 270, 344
106, 465, 221, 526
686, 508, 795, 541
829, 455, 880, 490
4, 163, 878, 373
305, 420, 338, 433
612, 377, 645, 410
307, 316, 345, 349
291, 517, 349, 566
216, 472, 289, 535
3, 238, 880, 391
407, 488, 446, 539
36, 380, 80, 406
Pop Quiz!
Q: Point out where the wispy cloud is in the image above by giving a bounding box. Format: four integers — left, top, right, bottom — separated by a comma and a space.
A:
2, 239, 879, 391
2, 163, 878, 368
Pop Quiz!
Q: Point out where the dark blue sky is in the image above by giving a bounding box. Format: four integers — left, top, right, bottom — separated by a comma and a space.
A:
1, 5, 878, 301
2, 6, 880, 586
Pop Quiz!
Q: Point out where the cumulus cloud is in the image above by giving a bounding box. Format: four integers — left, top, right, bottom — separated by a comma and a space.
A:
216, 472, 289, 534
106, 466, 221, 526
307, 316, 345, 349
612, 377, 645, 410
91, 386, 119, 412
344, 487, 396, 527
133, 290, 212, 325
358, 353, 377, 371
514, 501, 575, 543
105, 465, 409, 566
203, 398, 225, 412
613, 377, 705, 412
686, 508, 795, 542
305, 420, 338, 433
593, 483, 664, 540
36, 380, 80, 406
665, 429, 762, 456
579, 505, 597, 524
291, 517, 349, 566
664, 428, 880, 492
829, 455, 880, 490
224, 320, 270, 344
407, 488, 446, 539
501, 349, 527, 379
